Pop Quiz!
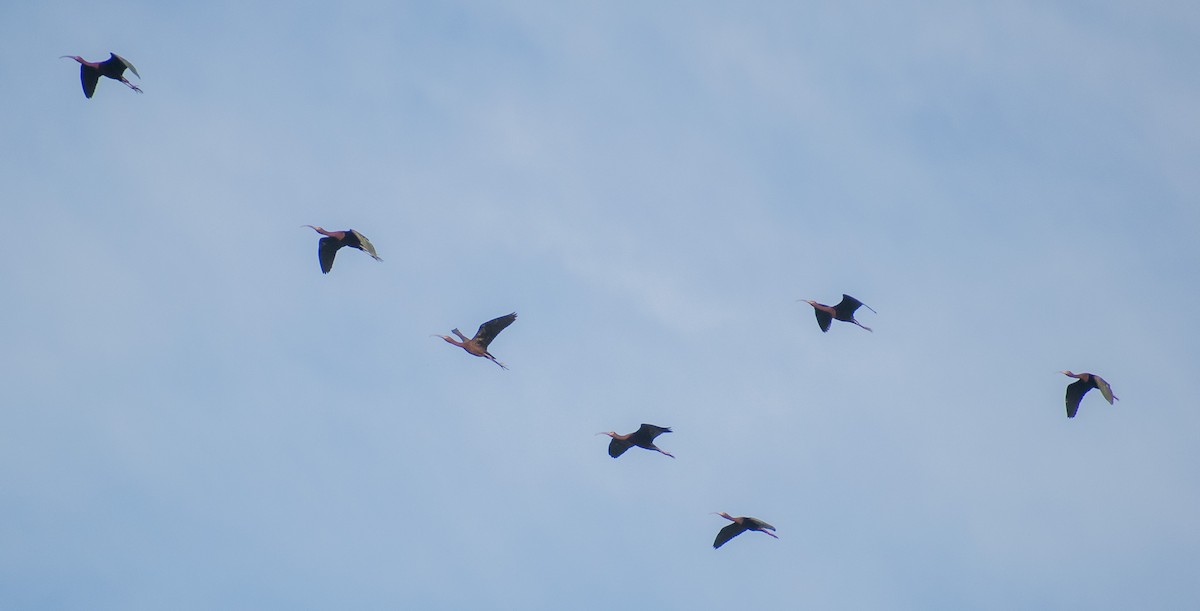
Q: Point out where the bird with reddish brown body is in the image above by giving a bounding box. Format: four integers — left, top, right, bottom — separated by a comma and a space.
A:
1060, 371, 1118, 418
435, 313, 517, 369
712, 512, 778, 549
60, 53, 142, 98
598, 424, 674, 459
303, 225, 382, 274
801, 294, 875, 332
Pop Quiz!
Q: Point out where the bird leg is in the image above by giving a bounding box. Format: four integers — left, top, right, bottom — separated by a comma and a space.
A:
762, 530, 780, 539
121, 78, 143, 93
655, 448, 676, 459
486, 353, 508, 370
851, 320, 873, 332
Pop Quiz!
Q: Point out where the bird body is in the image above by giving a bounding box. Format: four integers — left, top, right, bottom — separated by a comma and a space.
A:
803, 294, 875, 332
1060, 371, 1118, 418
712, 512, 778, 549
600, 424, 674, 458
437, 313, 517, 369
61, 53, 142, 98
304, 225, 382, 273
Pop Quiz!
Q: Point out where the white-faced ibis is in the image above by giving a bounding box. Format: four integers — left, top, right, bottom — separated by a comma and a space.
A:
436, 313, 517, 369
712, 512, 778, 549
1060, 371, 1118, 419
598, 424, 674, 459
303, 225, 382, 274
61, 53, 142, 98
802, 294, 875, 332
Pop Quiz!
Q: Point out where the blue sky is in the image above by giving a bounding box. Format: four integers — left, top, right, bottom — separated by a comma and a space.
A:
2, 1, 1198, 609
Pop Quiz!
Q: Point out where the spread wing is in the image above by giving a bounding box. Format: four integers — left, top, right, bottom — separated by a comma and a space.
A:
349, 230, 382, 261
746, 517, 776, 532
473, 312, 517, 348
607, 438, 631, 458
110, 53, 139, 78
1065, 379, 1090, 418
713, 522, 747, 549
1093, 376, 1116, 404
634, 424, 671, 443
836, 294, 874, 316
814, 308, 833, 332
318, 237, 343, 274
81, 65, 100, 98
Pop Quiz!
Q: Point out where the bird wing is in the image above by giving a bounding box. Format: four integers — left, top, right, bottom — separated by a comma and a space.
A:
608, 438, 631, 458
813, 308, 833, 332
109, 53, 139, 78
81, 65, 100, 98
635, 424, 671, 441
1065, 379, 1090, 418
349, 230, 382, 261
836, 294, 874, 317
473, 312, 517, 348
746, 517, 776, 532
318, 237, 343, 274
1093, 376, 1116, 404
713, 522, 747, 549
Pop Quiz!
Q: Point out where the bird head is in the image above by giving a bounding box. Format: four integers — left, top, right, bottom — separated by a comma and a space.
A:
596, 432, 617, 438
711, 511, 735, 521
800, 299, 818, 307
59, 55, 84, 63
1059, 370, 1075, 377
432, 334, 464, 347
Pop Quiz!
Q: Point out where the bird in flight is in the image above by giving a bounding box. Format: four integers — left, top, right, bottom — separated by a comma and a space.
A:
61, 53, 142, 98
598, 424, 674, 459
1060, 371, 1118, 418
801, 294, 875, 332
436, 313, 517, 369
712, 512, 778, 549
303, 225, 382, 274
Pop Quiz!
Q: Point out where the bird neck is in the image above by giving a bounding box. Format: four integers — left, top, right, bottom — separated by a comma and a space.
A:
306, 225, 342, 239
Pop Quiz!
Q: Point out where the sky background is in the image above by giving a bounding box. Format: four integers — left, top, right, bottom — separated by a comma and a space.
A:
2, 1, 1198, 609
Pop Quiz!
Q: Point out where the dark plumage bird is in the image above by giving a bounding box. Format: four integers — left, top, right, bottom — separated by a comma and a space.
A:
1060, 371, 1118, 418
802, 294, 875, 332
712, 512, 778, 549
61, 53, 142, 98
436, 313, 517, 369
303, 225, 382, 274
598, 424, 674, 459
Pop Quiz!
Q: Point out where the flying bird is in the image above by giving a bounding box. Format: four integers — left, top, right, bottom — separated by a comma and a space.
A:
61, 53, 142, 98
712, 512, 778, 549
598, 424, 674, 459
436, 313, 517, 369
303, 225, 382, 273
802, 294, 876, 332
1060, 371, 1118, 418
